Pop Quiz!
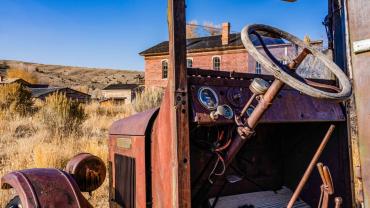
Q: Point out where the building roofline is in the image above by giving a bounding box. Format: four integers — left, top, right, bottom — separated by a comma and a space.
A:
29, 87, 91, 98
141, 40, 324, 57
102, 83, 140, 90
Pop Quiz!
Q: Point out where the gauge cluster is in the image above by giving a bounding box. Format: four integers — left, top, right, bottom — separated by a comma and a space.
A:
190, 84, 254, 125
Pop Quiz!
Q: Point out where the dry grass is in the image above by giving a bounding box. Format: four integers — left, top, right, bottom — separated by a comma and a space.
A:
0, 102, 132, 207
0, 85, 162, 207
6, 68, 38, 84
132, 87, 163, 112
39, 93, 86, 137
0, 83, 33, 117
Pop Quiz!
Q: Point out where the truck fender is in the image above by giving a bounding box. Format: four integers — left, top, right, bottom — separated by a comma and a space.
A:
1, 168, 92, 208
109, 108, 159, 136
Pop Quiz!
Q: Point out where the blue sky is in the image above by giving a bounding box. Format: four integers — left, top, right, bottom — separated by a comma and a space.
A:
0, 0, 327, 70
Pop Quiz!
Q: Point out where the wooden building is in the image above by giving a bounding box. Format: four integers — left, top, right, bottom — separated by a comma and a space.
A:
0, 77, 32, 86
101, 83, 141, 104
0, 76, 49, 88
29, 87, 91, 102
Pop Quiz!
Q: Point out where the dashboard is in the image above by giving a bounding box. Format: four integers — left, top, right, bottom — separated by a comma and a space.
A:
187, 68, 345, 125
190, 84, 252, 124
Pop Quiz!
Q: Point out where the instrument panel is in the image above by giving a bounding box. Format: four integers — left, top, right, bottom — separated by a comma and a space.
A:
190, 84, 254, 124
187, 68, 345, 125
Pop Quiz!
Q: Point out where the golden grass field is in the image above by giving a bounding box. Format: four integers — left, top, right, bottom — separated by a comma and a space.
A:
0, 84, 163, 207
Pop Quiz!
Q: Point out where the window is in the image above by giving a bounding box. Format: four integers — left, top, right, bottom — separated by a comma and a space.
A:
162, 60, 168, 79
212, 56, 221, 70
256, 62, 261, 74
187, 58, 193, 68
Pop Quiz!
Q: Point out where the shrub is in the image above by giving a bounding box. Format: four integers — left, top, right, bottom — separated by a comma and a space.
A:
132, 87, 163, 112
7, 68, 38, 84
0, 83, 33, 116
13, 124, 36, 138
39, 92, 86, 137
85, 101, 132, 117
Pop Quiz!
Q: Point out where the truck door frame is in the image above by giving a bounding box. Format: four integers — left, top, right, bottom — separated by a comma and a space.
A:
168, 0, 370, 207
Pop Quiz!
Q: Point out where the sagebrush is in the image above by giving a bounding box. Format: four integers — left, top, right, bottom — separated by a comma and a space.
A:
0, 83, 33, 117
0, 87, 163, 207
6, 68, 38, 84
132, 87, 163, 112
39, 92, 86, 137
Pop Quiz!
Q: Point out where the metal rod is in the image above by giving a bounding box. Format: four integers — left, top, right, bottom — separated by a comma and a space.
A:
240, 93, 257, 117
287, 125, 336, 208
322, 191, 329, 208
288, 48, 311, 70
323, 166, 334, 194
317, 163, 327, 187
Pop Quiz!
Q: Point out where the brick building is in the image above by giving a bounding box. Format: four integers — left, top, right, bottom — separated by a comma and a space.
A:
140, 22, 323, 88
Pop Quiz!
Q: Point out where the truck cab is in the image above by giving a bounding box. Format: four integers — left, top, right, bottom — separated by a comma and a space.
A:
4, 0, 370, 207
109, 66, 351, 207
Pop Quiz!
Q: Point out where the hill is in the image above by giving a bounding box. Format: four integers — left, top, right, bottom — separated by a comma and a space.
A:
0, 60, 144, 97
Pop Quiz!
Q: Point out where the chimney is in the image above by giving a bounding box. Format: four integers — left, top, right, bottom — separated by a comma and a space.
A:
222, 22, 230, 45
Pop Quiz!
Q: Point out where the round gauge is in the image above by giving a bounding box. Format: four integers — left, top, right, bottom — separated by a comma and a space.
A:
221, 105, 234, 119
197, 87, 219, 110
227, 88, 247, 107
246, 105, 255, 117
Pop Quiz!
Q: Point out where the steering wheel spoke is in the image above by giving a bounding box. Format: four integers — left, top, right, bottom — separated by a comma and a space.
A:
288, 48, 311, 70
241, 24, 351, 101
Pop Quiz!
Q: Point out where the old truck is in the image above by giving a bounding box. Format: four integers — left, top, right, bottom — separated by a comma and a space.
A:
2, 0, 370, 207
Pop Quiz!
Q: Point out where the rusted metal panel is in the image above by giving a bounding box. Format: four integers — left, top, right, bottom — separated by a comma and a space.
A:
346, 0, 370, 206
151, 89, 177, 207
261, 90, 344, 122
108, 135, 147, 208
109, 108, 159, 136
189, 81, 345, 125
1, 168, 92, 208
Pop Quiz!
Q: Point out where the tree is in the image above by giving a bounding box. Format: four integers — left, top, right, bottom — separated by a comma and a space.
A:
186, 20, 222, 38
7, 68, 38, 84
186, 20, 200, 38
203, 21, 221, 36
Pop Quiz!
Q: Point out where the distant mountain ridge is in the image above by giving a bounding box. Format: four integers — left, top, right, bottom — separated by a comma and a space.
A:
0, 60, 144, 98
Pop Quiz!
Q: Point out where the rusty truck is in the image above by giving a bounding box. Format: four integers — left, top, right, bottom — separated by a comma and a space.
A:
2, 0, 370, 207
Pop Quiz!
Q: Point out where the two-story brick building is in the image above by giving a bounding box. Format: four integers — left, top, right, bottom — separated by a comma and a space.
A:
140, 22, 323, 88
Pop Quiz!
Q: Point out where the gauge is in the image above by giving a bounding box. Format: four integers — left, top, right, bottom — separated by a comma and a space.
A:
197, 87, 219, 110
227, 88, 247, 107
221, 105, 234, 119
246, 105, 255, 117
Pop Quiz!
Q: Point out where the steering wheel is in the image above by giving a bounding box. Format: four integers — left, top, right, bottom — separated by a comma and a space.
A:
241, 24, 351, 101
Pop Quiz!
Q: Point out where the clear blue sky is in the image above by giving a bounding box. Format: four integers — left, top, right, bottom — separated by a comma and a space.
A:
0, 0, 327, 71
